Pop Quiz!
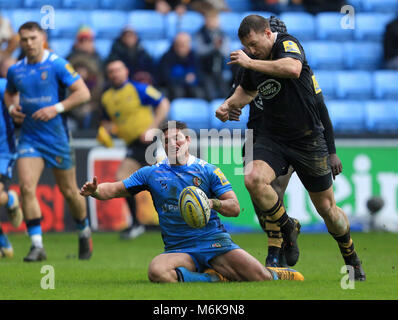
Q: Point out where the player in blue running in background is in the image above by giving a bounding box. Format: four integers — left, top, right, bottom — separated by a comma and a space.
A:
4, 22, 92, 262
80, 120, 304, 282
0, 76, 23, 258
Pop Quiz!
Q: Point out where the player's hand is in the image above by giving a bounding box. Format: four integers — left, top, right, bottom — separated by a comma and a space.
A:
32, 105, 58, 122
9, 105, 26, 124
80, 176, 98, 197
139, 128, 156, 144
330, 153, 343, 180
227, 50, 252, 68
228, 108, 242, 121
215, 103, 230, 122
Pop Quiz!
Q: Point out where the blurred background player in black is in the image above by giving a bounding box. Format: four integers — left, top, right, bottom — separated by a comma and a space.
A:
227, 16, 342, 267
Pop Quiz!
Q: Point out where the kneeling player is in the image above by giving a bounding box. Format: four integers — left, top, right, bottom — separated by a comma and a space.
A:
80, 121, 304, 282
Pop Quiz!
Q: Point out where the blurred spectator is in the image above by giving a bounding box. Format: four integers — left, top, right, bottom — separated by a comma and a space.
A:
157, 32, 205, 100
384, 17, 398, 70
145, 0, 188, 15
0, 57, 16, 78
0, 14, 19, 64
66, 26, 104, 129
194, 8, 230, 100
300, 0, 345, 14
107, 27, 154, 84
190, 0, 229, 13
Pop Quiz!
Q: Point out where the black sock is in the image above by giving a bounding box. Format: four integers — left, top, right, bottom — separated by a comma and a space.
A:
126, 196, 140, 227
331, 230, 358, 265
258, 200, 293, 235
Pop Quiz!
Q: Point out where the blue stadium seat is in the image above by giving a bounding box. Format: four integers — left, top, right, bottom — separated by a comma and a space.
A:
50, 10, 89, 38
354, 13, 395, 41
347, 0, 363, 11
95, 39, 112, 60
128, 10, 166, 40
62, 0, 99, 9
219, 12, 241, 40
11, 10, 43, 30
365, 100, 398, 132
335, 71, 373, 100
24, 0, 62, 8
169, 98, 210, 131
230, 40, 243, 52
304, 41, 344, 70
0, 0, 22, 8
344, 42, 383, 70
90, 10, 128, 39
327, 100, 366, 132
279, 12, 315, 41
362, 0, 398, 12
99, 0, 144, 10
316, 12, 354, 41
141, 39, 171, 62
373, 71, 398, 100
210, 99, 249, 130
312, 71, 336, 100
166, 11, 204, 39
50, 38, 74, 59
225, 0, 252, 11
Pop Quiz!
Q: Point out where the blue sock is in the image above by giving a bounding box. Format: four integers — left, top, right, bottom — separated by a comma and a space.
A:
0, 228, 11, 248
175, 267, 220, 283
75, 217, 89, 231
6, 191, 15, 209
26, 219, 43, 248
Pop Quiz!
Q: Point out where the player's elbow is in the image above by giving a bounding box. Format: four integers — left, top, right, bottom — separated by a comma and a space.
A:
230, 201, 240, 217
82, 87, 91, 103
289, 62, 302, 79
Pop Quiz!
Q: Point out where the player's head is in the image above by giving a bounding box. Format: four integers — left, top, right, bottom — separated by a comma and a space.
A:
18, 22, 46, 61
238, 15, 273, 60
106, 60, 129, 87
160, 120, 191, 165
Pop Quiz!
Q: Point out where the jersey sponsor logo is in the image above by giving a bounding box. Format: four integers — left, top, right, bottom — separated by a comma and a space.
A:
283, 40, 301, 54
65, 63, 77, 77
213, 168, 229, 186
253, 95, 264, 110
311, 75, 322, 94
193, 176, 202, 187
145, 85, 162, 100
55, 156, 63, 164
257, 79, 281, 100
41, 71, 48, 80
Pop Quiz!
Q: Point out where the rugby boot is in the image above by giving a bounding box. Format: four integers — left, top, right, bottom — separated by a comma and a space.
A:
281, 218, 301, 266
78, 234, 93, 260
23, 246, 47, 262
267, 267, 304, 281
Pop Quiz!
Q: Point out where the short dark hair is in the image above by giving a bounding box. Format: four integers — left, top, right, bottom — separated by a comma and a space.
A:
18, 21, 44, 34
238, 15, 270, 40
160, 120, 188, 134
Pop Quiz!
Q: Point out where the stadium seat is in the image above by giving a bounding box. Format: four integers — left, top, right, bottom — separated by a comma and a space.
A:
343, 42, 383, 70
225, 0, 252, 11
316, 12, 354, 41
95, 39, 112, 60
327, 100, 366, 132
347, 0, 363, 11
49, 10, 89, 38
50, 38, 74, 59
90, 10, 128, 39
362, 0, 398, 12
279, 12, 315, 41
312, 71, 336, 100
141, 39, 171, 62
373, 71, 398, 100
230, 40, 243, 52
304, 41, 344, 70
62, 0, 99, 10
335, 71, 373, 100
99, 0, 144, 10
219, 12, 241, 40
128, 10, 166, 40
0, 0, 22, 8
365, 100, 398, 132
169, 98, 210, 132
210, 99, 249, 130
166, 11, 204, 39
354, 13, 395, 41
11, 9, 43, 30
24, 0, 62, 8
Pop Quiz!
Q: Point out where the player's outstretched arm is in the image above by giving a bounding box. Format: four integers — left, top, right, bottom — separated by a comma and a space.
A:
80, 176, 130, 200
209, 191, 240, 217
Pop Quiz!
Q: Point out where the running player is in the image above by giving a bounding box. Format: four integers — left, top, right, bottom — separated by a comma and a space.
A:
216, 15, 365, 280
80, 121, 304, 282
5, 22, 92, 262
0, 77, 23, 258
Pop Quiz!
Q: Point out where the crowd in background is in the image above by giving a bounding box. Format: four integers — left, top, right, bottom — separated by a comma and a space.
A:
0, 0, 397, 132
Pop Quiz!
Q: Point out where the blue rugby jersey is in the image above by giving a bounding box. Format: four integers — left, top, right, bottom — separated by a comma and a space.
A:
0, 78, 15, 156
6, 50, 80, 153
123, 155, 233, 250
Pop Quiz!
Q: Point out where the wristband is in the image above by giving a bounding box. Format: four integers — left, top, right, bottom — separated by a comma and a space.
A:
8, 104, 15, 115
54, 102, 65, 114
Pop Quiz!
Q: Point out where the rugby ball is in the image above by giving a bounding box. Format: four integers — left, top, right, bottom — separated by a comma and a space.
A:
178, 186, 211, 228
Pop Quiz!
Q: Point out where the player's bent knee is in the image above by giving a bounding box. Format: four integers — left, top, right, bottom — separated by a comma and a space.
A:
147, 264, 177, 283
244, 173, 267, 192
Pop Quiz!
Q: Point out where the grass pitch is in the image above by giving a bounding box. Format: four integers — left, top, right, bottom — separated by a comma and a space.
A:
1, 231, 397, 300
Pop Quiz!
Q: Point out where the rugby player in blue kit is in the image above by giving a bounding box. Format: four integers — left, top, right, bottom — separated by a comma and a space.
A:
80, 120, 304, 283
5, 22, 92, 261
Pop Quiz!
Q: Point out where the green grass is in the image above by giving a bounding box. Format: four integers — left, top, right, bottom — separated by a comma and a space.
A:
1, 231, 397, 300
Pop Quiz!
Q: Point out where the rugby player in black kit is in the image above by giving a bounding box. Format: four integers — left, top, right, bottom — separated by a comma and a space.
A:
216, 15, 365, 280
